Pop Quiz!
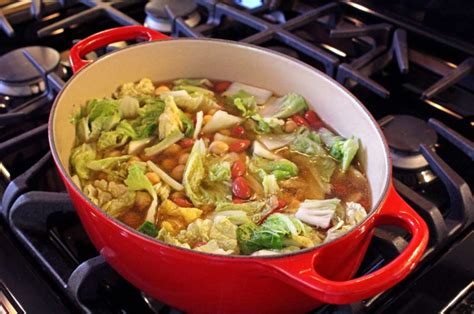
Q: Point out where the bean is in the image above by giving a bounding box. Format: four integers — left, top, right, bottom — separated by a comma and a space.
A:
135, 191, 152, 212
121, 211, 143, 229
163, 143, 182, 156
178, 153, 190, 165
228, 140, 251, 153
291, 115, 309, 127
203, 114, 213, 124
161, 158, 178, 171
174, 198, 193, 207
209, 141, 229, 155
232, 177, 251, 199
231, 160, 246, 178
304, 110, 324, 129
284, 120, 298, 133
170, 164, 185, 181
155, 85, 170, 93
215, 81, 231, 93
231, 125, 245, 138
146, 172, 161, 184
170, 191, 186, 200
179, 138, 195, 148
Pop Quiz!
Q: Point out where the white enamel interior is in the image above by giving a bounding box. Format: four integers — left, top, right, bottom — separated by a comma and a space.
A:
51, 39, 390, 210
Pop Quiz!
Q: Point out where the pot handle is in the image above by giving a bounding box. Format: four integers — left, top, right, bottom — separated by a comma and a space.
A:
264, 184, 429, 304
69, 25, 169, 73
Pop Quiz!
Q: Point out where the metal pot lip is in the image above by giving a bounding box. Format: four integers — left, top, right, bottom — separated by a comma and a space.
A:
49, 37, 392, 260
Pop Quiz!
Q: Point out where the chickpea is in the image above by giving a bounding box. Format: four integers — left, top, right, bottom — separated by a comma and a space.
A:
220, 129, 231, 136
284, 120, 297, 133
146, 172, 161, 184
161, 158, 178, 171
203, 114, 213, 124
170, 191, 186, 200
209, 140, 229, 155
155, 85, 170, 93
178, 153, 190, 165
163, 143, 182, 156
105, 150, 121, 157
135, 191, 152, 212
170, 164, 185, 181
138, 152, 153, 161
121, 211, 143, 229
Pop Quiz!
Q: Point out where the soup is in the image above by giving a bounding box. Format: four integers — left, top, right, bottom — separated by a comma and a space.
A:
69, 78, 371, 256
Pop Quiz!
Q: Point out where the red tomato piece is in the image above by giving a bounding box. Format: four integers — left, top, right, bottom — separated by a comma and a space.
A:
231, 125, 245, 138
229, 140, 251, 153
215, 81, 231, 93
291, 114, 309, 127
179, 138, 195, 148
232, 177, 251, 199
194, 241, 207, 248
304, 110, 324, 129
231, 160, 246, 178
173, 198, 193, 208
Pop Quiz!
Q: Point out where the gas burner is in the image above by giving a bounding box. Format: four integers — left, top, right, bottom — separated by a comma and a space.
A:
0, 46, 60, 97
381, 115, 438, 170
144, 0, 200, 33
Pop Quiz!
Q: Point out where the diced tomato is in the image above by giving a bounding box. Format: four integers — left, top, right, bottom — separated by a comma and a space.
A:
232, 177, 251, 199
231, 125, 245, 138
173, 198, 193, 207
304, 110, 324, 129
215, 81, 231, 93
232, 198, 246, 204
231, 160, 246, 178
258, 199, 287, 224
179, 138, 195, 148
291, 114, 309, 127
229, 140, 251, 153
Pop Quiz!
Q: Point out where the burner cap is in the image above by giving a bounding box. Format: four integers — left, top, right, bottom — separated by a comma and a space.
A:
0, 46, 60, 84
383, 115, 437, 153
382, 115, 437, 170
145, 0, 197, 19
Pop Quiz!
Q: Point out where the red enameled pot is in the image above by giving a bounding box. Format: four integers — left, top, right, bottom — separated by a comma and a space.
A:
49, 26, 429, 313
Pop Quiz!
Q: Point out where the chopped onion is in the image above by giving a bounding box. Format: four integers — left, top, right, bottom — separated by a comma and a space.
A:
147, 161, 184, 191
222, 82, 272, 104
258, 133, 296, 150
252, 141, 281, 160
157, 90, 189, 98
214, 133, 241, 144
193, 111, 203, 139
201, 110, 243, 134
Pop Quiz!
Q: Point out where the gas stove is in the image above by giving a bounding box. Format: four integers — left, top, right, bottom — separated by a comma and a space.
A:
0, 1, 473, 313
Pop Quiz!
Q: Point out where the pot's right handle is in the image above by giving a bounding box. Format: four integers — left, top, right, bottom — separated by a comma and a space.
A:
264, 184, 429, 304
69, 25, 169, 73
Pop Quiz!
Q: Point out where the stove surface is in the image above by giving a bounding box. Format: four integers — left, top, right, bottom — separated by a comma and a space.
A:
0, 1, 472, 313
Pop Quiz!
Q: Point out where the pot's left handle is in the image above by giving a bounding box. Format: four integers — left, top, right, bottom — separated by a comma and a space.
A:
69, 25, 169, 73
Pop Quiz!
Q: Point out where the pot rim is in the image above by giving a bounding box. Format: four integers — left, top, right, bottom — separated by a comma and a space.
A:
49, 37, 392, 260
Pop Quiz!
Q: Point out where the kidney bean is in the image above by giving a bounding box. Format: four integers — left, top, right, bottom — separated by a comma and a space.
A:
231, 160, 246, 178
304, 110, 324, 129
173, 198, 193, 208
179, 138, 195, 148
229, 140, 251, 153
231, 125, 245, 138
215, 81, 231, 93
232, 177, 251, 199
291, 114, 309, 127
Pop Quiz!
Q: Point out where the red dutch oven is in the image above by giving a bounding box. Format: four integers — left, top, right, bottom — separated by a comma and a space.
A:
49, 26, 429, 313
